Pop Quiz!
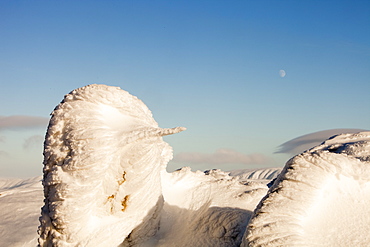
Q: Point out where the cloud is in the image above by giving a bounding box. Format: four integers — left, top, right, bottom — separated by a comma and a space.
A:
276, 128, 368, 156
0, 115, 49, 130
173, 148, 270, 166
0, 150, 9, 158
0, 136, 5, 143
23, 135, 44, 150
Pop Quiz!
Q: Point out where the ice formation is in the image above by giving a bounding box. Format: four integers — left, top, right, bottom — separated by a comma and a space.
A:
37, 84, 272, 247
29, 84, 370, 247
38, 84, 185, 246
244, 131, 370, 246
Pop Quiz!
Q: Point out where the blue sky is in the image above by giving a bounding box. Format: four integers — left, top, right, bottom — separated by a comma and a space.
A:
0, 0, 369, 177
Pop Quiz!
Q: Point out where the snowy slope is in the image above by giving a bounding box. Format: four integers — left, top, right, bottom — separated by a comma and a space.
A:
0, 176, 43, 247
229, 167, 282, 181
244, 131, 370, 247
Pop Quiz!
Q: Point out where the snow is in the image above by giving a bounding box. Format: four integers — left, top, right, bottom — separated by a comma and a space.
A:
0, 176, 43, 247
1, 84, 369, 247
39, 85, 181, 246
155, 168, 270, 247
229, 167, 282, 181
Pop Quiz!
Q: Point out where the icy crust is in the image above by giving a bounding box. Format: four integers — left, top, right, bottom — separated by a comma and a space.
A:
244, 131, 370, 247
38, 84, 185, 247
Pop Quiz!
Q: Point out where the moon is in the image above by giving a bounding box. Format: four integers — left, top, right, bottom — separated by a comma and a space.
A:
279, 70, 286, 78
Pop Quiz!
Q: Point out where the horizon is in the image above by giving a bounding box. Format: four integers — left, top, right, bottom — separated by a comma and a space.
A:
1, 0, 369, 177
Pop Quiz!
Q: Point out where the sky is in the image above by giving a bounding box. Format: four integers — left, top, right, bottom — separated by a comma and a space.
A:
0, 0, 369, 177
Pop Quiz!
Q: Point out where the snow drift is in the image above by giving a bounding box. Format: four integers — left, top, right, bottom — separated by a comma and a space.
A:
244, 131, 370, 246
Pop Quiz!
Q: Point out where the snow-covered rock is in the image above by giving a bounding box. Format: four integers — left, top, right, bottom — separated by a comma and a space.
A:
2, 84, 368, 247
244, 131, 370, 247
38, 84, 185, 246
37, 84, 278, 247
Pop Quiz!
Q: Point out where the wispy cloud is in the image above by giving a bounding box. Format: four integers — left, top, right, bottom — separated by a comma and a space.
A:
23, 135, 44, 150
0, 115, 49, 130
276, 128, 367, 156
0, 150, 9, 158
173, 148, 270, 166
0, 136, 5, 143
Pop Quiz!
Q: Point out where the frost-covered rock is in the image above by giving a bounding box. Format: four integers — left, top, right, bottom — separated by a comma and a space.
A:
4, 130, 370, 246
36, 84, 277, 247
33, 84, 370, 247
244, 131, 370, 247
38, 84, 185, 246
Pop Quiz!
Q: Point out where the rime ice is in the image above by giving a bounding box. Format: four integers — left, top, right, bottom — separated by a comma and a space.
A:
244, 131, 370, 246
0, 84, 369, 247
